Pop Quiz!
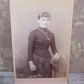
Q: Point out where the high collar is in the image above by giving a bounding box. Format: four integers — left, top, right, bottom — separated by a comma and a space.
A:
39, 27, 48, 32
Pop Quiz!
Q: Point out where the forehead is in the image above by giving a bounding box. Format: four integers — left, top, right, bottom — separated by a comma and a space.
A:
39, 17, 50, 20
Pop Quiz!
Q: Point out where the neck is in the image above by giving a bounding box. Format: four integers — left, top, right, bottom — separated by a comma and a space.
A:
39, 27, 48, 33
39, 25, 48, 28
39, 26, 47, 29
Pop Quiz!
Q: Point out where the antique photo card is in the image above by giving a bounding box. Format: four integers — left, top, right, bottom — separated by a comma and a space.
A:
10, 0, 73, 84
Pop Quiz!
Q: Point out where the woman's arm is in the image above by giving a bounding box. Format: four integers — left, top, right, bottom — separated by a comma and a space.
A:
50, 34, 60, 63
50, 33, 58, 55
27, 31, 37, 71
28, 31, 35, 61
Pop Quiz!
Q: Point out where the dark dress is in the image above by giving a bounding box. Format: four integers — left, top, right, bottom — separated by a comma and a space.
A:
27, 27, 58, 78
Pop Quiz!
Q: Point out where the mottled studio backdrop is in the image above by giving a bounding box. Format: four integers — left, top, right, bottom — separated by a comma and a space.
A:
0, 0, 13, 71
69, 0, 84, 72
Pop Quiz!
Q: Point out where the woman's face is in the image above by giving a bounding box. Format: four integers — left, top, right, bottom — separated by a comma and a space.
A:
38, 17, 50, 28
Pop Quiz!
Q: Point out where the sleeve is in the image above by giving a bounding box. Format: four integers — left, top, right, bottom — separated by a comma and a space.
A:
27, 31, 35, 61
50, 34, 58, 55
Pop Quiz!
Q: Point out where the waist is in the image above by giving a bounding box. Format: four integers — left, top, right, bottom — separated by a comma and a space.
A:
34, 46, 49, 50
33, 47, 51, 58
33, 53, 51, 59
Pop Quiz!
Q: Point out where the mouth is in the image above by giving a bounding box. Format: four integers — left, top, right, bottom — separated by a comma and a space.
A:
44, 24, 48, 26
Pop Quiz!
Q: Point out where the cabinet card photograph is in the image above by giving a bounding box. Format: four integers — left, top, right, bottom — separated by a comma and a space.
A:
10, 0, 73, 84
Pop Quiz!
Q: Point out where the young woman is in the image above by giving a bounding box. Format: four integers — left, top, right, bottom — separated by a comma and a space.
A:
27, 12, 60, 78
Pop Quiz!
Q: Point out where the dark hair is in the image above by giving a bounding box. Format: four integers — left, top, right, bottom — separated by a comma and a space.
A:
38, 12, 51, 19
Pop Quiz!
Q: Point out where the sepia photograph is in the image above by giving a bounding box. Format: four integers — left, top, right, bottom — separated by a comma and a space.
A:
10, 0, 73, 84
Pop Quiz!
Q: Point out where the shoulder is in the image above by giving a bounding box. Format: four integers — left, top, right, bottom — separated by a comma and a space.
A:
28, 29, 39, 38
29, 29, 38, 35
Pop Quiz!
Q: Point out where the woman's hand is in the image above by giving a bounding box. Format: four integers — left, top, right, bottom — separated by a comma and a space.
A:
29, 61, 37, 71
53, 53, 60, 61
50, 53, 60, 64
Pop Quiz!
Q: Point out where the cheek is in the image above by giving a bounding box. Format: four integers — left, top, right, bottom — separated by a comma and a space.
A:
46, 21, 50, 25
40, 21, 45, 25
47, 21, 49, 24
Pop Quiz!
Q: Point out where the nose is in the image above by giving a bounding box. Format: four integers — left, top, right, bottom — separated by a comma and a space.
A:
44, 20, 48, 24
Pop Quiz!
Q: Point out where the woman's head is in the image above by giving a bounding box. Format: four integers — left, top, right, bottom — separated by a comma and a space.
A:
37, 12, 51, 28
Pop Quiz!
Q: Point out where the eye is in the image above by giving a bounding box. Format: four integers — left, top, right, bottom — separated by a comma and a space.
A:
47, 18, 50, 20
42, 19, 45, 21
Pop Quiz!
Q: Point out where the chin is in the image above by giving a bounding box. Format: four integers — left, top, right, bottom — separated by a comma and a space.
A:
43, 27, 47, 28
42, 26, 48, 28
